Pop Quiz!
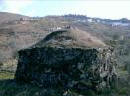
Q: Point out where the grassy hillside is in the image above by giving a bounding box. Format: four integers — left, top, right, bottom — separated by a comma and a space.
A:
0, 12, 29, 24
0, 13, 130, 96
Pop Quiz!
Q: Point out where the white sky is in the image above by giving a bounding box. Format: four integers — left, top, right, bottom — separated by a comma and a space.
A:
0, 0, 130, 19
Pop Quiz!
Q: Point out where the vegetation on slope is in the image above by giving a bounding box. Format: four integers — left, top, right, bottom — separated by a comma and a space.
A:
0, 13, 130, 96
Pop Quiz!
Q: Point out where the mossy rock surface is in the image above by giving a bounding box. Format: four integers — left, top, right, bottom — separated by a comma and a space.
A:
15, 29, 116, 92
15, 46, 116, 91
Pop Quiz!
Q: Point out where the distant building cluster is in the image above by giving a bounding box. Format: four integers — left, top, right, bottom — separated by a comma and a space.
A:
48, 25, 71, 32
111, 22, 130, 27
71, 16, 130, 27
19, 17, 42, 21
12, 17, 42, 25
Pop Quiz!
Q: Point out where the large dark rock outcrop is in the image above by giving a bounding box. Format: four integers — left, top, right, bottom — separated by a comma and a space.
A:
15, 29, 117, 91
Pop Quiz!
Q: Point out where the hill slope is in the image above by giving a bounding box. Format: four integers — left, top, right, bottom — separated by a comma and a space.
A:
0, 12, 130, 72
0, 12, 29, 24
34, 28, 106, 48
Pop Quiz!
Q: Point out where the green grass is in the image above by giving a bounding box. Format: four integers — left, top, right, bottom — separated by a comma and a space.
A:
0, 80, 62, 96
0, 71, 130, 96
0, 71, 14, 80
0, 71, 63, 96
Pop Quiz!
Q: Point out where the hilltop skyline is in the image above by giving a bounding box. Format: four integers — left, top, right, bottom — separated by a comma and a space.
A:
0, 0, 130, 19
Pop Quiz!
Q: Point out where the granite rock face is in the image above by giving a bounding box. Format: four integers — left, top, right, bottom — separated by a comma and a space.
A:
15, 47, 117, 90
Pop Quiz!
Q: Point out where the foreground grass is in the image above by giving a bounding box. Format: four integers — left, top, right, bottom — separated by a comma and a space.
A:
0, 71, 14, 80
0, 71, 130, 96
0, 71, 63, 96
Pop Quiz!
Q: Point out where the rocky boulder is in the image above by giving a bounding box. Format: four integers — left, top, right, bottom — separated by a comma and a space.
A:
15, 29, 117, 91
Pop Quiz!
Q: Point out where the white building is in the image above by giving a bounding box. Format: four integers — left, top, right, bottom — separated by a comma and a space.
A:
112, 22, 129, 27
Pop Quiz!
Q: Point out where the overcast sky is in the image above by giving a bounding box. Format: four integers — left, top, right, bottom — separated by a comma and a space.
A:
0, 0, 130, 19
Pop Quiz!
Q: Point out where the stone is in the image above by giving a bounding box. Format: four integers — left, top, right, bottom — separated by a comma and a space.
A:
15, 29, 117, 91
15, 47, 116, 90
